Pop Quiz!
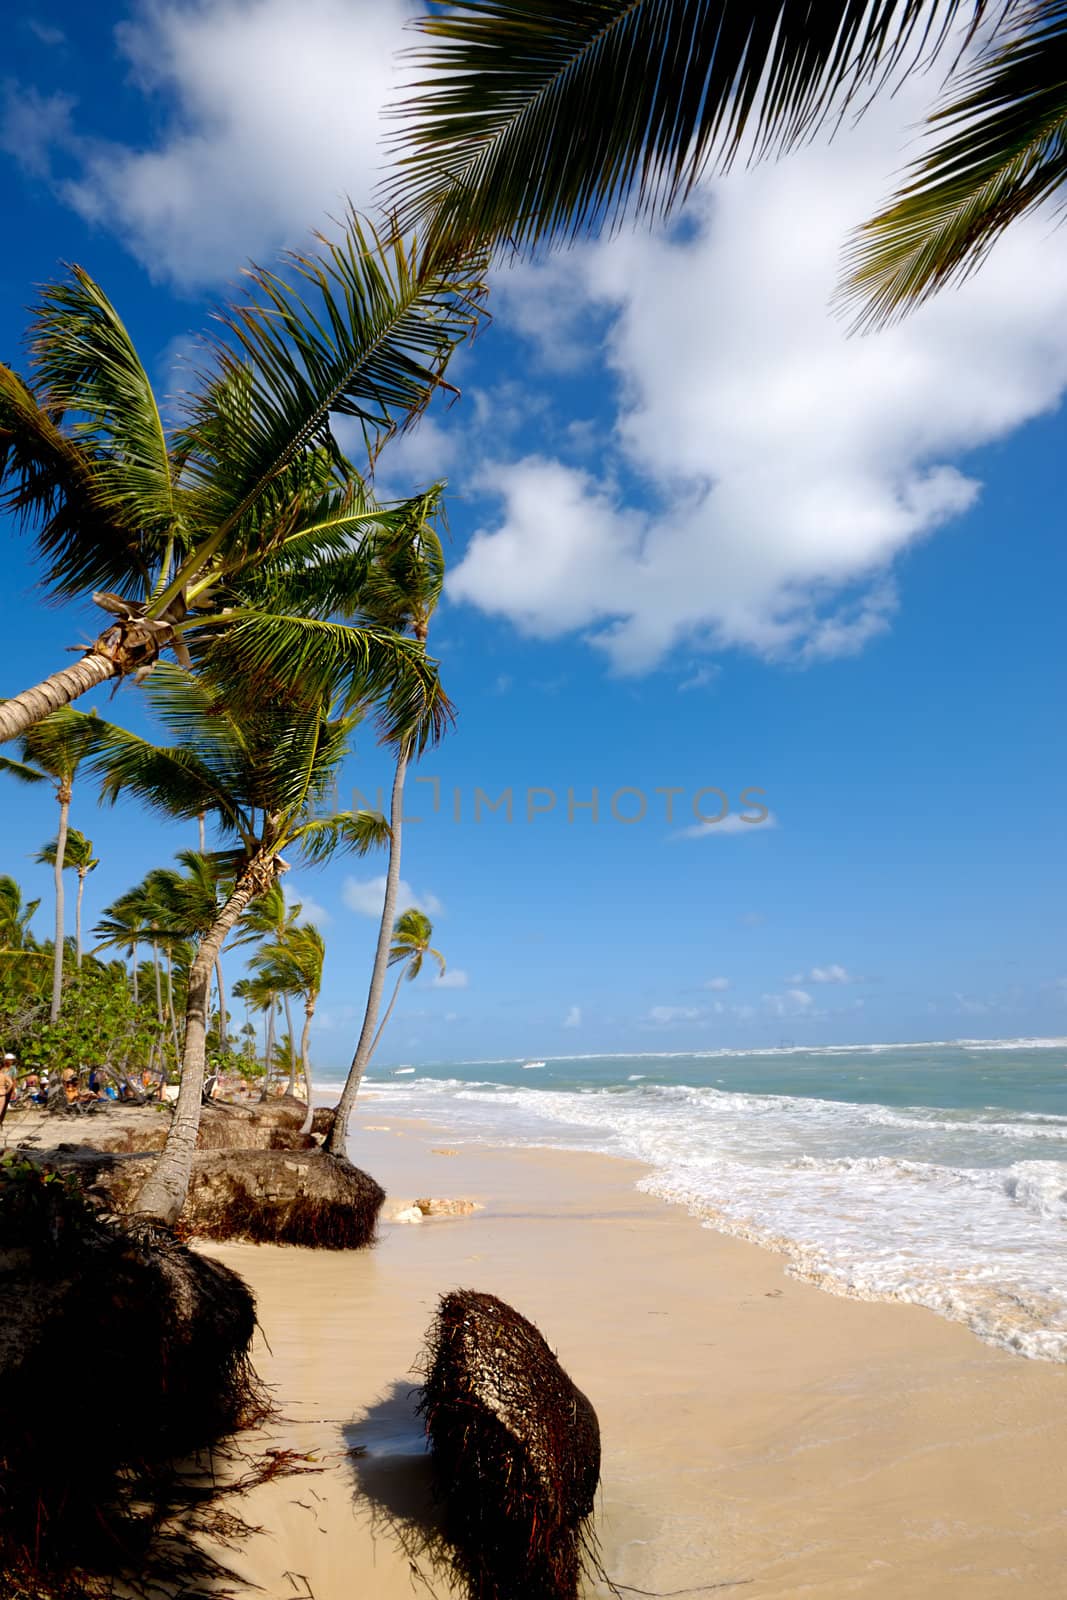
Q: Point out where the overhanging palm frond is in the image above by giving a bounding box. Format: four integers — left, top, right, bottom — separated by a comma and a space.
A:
386, 0, 1005, 253
181, 209, 486, 537
840, 3, 1067, 327
0, 363, 150, 601
29, 267, 180, 537
187, 611, 453, 750
89, 722, 248, 839
291, 810, 393, 866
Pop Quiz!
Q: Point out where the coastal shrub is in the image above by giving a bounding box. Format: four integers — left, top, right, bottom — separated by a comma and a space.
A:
0, 1158, 266, 1595
418, 1289, 602, 1600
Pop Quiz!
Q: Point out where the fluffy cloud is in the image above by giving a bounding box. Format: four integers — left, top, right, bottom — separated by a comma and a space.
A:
59, 0, 413, 287
674, 811, 778, 841
704, 977, 730, 991
448, 84, 1067, 671
647, 1005, 702, 1025
563, 1005, 582, 1028
284, 881, 330, 927
343, 876, 442, 918
789, 964, 856, 985
433, 968, 469, 990
763, 989, 815, 1018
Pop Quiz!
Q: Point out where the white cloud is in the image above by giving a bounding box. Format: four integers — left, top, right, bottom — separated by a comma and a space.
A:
647, 1004, 702, 1025
0, 86, 75, 178
433, 968, 469, 990
343, 876, 442, 919
448, 82, 1067, 671
284, 880, 330, 927
563, 1004, 582, 1028
674, 811, 778, 841
789, 963, 856, 985
763, 989, 815, 1018
704, 977, 730, 991
59, 0, 412, 287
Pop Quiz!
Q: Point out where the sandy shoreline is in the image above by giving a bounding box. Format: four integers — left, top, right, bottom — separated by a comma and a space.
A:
201, 1110, 1067, 1598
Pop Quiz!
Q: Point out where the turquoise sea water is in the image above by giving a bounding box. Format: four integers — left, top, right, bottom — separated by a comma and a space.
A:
324, 1038, 1067, 1360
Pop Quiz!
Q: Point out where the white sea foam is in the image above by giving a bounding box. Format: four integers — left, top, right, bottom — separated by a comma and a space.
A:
366, 1073, 1067, 1361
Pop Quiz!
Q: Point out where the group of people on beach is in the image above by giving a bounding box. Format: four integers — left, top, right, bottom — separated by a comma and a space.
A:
0, 1053, 168, 1124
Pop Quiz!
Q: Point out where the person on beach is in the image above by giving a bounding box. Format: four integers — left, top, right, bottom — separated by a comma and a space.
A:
0, 1056, 17, 1126
61, 1066, 79, 1105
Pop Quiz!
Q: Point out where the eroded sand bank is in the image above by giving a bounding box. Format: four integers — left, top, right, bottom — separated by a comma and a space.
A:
202, 1114, 1067, 1599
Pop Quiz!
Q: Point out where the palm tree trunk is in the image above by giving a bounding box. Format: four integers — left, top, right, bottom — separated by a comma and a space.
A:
299, 992, 316, 1136
283, 991, 297, 1094
367, 969, 405, 1064
165, 946, 181, 1063
197, 812, 206, 853
327, 743, 409, 1156
134, 859, 274, 1226
74, 869, 86, 968
152, 939, 163, 1025
0, 654, 119, 745
215, 955, 227, 1053
260, 996, 276, 1102
131, 946, 139, 1008
50, 788, 70, 1024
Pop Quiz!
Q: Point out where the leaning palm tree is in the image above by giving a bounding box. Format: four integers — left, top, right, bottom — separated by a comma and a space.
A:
388, 1, 1063, 324
325, 489, 447, 1156
89, 657, 433, 1226
0, 214, 484, 744
37, 828, 98, 967
0, 707, 98, 1020
252, 922, 327, 1132
369, 908, 445, 1066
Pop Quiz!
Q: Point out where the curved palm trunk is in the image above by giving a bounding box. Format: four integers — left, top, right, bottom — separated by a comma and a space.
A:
74, 868, 87, 968
215, 955, 228, 1053
299, 992, 317, 1136
327, 744, 409, 1156
283, 991, 297, 1094
134, 858, 275, 1226
0, 654, 119, 746
367, 969, 405, 1065
50, 787, 71, 1024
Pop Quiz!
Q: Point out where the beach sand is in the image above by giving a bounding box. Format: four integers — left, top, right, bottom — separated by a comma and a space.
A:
202, 1112, 1067, 1599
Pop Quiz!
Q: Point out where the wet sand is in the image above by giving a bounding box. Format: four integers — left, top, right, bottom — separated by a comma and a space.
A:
203, 1113, 1067, 1598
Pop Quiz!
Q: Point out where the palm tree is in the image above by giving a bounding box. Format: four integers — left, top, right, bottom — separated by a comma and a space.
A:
94, 893, 148, 1008
388, 1, 1062, 324
369, 909, 445, 1067
0, 876, 40, 951
37, 828, 98, 967
0, 707, 98, 1020
231, 881, 303, 1092
325, 490, 447, 1156
0, 214, 484, 744
89, 660, 419, 1225
252, 923, 327, 1133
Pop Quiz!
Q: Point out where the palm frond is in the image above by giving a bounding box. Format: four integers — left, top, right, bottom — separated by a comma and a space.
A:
0, 364, 150, 601
840, 3, 1067, 327
386, 0, 1006, 253
17, 705, 100, 782
0, 754, 47, 786
292, 810, 392, 866
29, 267, 180, 539
181, 210, 485, 538
187, 611, 454, 750
88, 719, 248, 839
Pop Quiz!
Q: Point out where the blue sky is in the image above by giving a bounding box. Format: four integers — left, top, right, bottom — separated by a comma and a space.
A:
1, 2, 1065, 1066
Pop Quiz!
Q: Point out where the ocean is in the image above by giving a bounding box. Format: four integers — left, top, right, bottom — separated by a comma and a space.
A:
320, 1038, 1067, 1361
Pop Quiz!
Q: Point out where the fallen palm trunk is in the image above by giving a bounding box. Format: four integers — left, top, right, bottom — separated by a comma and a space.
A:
0, 1154, 264, 1596
418, 1289, 602, 1600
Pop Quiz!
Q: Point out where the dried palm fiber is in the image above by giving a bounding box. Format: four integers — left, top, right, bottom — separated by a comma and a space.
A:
0, 1156, 265, 1596
418, 1289, 601, 1600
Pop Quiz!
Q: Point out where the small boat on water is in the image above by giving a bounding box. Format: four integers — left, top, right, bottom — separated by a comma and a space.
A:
393, 1066, 415, 1075
521, 1060, 546, 1070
